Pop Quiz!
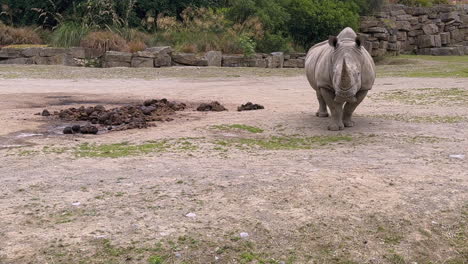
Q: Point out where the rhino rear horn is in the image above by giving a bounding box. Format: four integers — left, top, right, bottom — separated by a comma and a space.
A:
329, 36, 338, 48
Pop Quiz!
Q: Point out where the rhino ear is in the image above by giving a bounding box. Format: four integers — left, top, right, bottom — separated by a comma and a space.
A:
355, 36, 362, 48
328, 36, 338, 48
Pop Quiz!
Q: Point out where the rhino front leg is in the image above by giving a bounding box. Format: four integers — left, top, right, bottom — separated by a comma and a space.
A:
343, 90, 368, 127
315, 90, 329, 117
320, 88, 344, 131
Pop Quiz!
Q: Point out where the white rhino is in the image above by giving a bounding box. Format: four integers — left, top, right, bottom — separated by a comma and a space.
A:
305, 27, 376, 131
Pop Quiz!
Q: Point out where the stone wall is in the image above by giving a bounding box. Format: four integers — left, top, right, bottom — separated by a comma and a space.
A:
0, 46, 306, 69
360, 4, 468, 56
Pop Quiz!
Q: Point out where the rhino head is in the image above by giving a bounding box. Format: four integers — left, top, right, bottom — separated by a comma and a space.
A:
329, 35, 364, 104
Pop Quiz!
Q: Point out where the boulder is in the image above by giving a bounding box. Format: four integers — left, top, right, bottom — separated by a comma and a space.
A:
396, 15, 413, 21
430, 47, 464, 56
267, 52, 284, 68
387, 41, 401, 51
374, 33, 389, 41
440, 32, 451, 45
0, 57, 34, 64
39, 48, 68, 57
390, 10, 406, 16
0, 48, 22, 58
397, 31, 407, 41
283, 58, 305, 68
396, 21, 411, 31
450, 29, 463, 43
365, 27, 388, 33
21, 48, 42, 57
417, 35, 441, 48
422, 24, 439, 35
145, 46, 172, 67
102, 51, 132, 68
379, 41, 388, 50
408, 30, 424, 37
33, 55, 65, 65
440, 11, 460, 23
222, 55, 261, 67
131, 56, 154, 68
172, 53, 208, 66
204, 51, 222, 67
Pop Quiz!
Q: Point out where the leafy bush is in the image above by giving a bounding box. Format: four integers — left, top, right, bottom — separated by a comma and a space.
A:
285, 0, 359, 49
50, 21, 90, 47
396, 0, 448, 6
0, 23, 42, 45
80, 31, 129, 52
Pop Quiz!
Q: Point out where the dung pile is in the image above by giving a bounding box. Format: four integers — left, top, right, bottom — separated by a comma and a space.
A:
237, 102, 264, 111
196, 101, 227, 112
48, 98, 186, 134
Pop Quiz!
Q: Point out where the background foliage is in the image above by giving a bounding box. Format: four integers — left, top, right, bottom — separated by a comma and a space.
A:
2, 0, 440, 53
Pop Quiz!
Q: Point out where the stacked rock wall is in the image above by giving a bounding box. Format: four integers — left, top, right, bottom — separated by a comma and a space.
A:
360, 4, 468, 56
0, 46, 306, 69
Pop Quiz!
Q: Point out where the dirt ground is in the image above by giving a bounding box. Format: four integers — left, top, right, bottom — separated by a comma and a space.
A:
0, 64, 467, 264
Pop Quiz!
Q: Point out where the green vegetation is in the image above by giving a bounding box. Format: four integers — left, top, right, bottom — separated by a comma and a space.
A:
0, 0, 382, 52
212, 124, 264, 133
372, 88, 468, 106
371, 114, 466, 124
215, 135, 353, 150
75, 141, 168, 158
377, 55, 468, 78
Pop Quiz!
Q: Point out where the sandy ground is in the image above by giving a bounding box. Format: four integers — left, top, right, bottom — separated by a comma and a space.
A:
0, 72, 467, 263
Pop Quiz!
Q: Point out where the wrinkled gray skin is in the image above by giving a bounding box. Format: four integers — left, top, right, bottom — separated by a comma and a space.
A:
305, 27, 376, 131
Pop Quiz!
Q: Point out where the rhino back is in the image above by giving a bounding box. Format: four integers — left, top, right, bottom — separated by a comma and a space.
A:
305, 40, 333, 91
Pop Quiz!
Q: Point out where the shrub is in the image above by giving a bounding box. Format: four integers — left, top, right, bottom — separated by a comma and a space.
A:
396, 0, 448, 6
0, 23, 42, 45
128, 40, 146, 52
80, 31, 129, 52
50, 21, 90, 47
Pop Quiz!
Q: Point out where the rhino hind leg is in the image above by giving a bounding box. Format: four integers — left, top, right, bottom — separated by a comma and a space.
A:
343, 90, 368, 127
320, 88, 344, 131
315, 91, 329, 117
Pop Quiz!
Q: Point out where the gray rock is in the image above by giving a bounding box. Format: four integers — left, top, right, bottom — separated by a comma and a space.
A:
396, 15, 413, 21
145, 46, 172, 67
390, 10, 406, 16
103, 51, 132, 68
21, 48, 42, 57
134, 51, 155, 58
430, 47, 464, 56
34, 55, 65, 65
204, 51, 222, 67
39, 48, 68, 57
450, 29, 463, 43
388, 35, 398, 43
379, 41, 388, 50
222, 55, 264, 67
396, 21, 411, 31
267, 52, 284, 68
365, 27, 387, 33
374, 33, 389, 41
0, 57, 34, 64
283, 58, 304, 68
131, 56, 154, 68
422, 24, 439, 35
417, 35, 441, 48
387, 41, 401, 51
397, 31, 407, 41
440, 11, 460, 23
440, 32, 451, 45
408, 30, 424, 37
0, 48, 22, 58
172, 53, 208, 66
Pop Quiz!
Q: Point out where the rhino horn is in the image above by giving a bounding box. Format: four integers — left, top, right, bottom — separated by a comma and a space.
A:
340, 59, 352, 91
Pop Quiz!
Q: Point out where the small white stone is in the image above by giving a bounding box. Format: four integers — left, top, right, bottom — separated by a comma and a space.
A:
72, 202, 81, 206
240, 232, 249, 238
175, 252, 182, 258
449, 154, 465, 160
186, 213, 197, 218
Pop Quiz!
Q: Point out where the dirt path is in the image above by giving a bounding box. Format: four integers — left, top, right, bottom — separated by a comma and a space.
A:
0, 74, 467, 263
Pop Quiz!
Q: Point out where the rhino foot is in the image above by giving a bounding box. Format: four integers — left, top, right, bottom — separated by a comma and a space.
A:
343, 120, 355, 127
316, 111, 329, 117
328, 124, 344, 131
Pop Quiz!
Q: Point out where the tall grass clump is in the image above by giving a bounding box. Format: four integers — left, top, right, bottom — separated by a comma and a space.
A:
0, 23, 42, 45
80, 31, 129, 53
50, 21, 90, 47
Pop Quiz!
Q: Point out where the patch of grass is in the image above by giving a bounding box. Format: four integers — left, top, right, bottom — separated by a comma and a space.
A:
75, 141, 168, 158
371, 114, 466, 124
372, 88, 468, 106
2, 44, 48, 49
212, 124, 264, 134
0, 65, 304, 80
383, 251, 406, 264
218, 135, 353, 150
148, 255, 166, 264
377, 55, 468, 78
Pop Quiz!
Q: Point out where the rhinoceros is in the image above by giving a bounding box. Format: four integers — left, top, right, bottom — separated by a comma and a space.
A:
305, 27, 376, 131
